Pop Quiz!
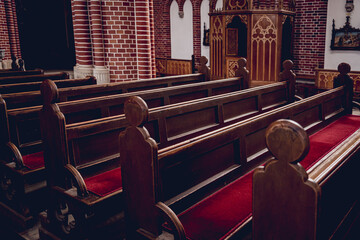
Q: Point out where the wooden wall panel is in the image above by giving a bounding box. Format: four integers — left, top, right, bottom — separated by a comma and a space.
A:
251, 14, 278, 82
210, 15, 225, 79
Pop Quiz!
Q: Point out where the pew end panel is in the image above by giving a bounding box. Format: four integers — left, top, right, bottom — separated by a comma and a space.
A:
0, 95, 46, 226
253, 119, 320, 240
253, 116, 360, 239
120, 96, 162, 239
39, 79, 125, 239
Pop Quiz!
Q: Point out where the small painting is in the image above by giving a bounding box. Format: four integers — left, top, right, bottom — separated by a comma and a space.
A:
331, 17, 360, 50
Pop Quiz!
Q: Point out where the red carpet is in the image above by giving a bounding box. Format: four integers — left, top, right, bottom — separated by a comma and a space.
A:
301, 115, 360, 169
84, 167, 122, 197
22, 151, 44, 170
176, 115, 360, 240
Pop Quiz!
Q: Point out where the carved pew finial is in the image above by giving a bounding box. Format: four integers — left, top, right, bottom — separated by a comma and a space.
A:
338, 62, 351, 75
120, 96, 161, 238
39, 79, 68, 189
253, 119, 320, 240
198, 56, 211, 81
124, 96, 149, 127
279, 59, 297, 102
40, 79, 59, 107
235, 57, 249, 89
266, 119, 309, 163
334, 62, 353, 114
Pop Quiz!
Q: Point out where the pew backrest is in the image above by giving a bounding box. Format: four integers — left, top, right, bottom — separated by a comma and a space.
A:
0, 76, 97, 94
2, 73, 205, 109
0, 72, 69, 85
8, 77, 244, 155
0, 69, 44, 77
156, 57, 195, 76
315, 68, 360, 94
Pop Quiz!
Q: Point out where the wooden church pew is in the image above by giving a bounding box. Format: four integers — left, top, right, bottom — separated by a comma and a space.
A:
2, 72, 206, 109
37, 62, 295, 239
1, 59, 248, 159
253, 64, 360, 239
0, 76, 97, 94
0, 68, 44, 77
0, 72, 69, 85
4, 75, 246, 155
118, 63, 355, 239
0, 66, 244, 229
253, 116, 360, 240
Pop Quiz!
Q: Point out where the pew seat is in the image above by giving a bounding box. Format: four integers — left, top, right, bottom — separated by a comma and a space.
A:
84, 167, 122, 197
22, 151, 44, 170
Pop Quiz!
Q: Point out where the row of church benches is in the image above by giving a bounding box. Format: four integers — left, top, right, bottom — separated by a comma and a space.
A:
0, 76, 97, 94
1, 72, 232, 159
119, 63, 359, 239
2, 73, 205, 109
2, 60, 354, 239
5, 76, 245, 158
36, 61, 295, 239
0, 65, 241, 230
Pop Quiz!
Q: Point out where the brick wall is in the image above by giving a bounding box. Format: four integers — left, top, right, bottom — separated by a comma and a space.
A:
154, 0, 172, 58
293, 0, 328, 76
134, 0, 155, 79
101, 0, 155, 81
72, 0, 93, 66
102, 0, 137, 81
71, 0, 155, 82
192, 0, 201, 64
0, 0, 11, 61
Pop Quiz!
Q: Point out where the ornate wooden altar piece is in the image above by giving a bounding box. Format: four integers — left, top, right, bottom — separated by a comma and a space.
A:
210, 0, 295, 84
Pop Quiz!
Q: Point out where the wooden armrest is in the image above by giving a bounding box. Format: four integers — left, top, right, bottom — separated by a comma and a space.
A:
4, 142, 24, 169
64, 164, 89, 198
352, 101, 360, 110
156, 202, 186, 240
294, 95, 303, 101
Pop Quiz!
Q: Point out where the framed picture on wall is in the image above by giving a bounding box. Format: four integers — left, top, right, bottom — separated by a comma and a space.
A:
331, 17, 360, 50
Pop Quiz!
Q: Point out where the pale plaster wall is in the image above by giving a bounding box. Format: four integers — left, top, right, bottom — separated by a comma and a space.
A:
170, 0, 193, 60
201, 0, 210, 65
325, 0, 360, 70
